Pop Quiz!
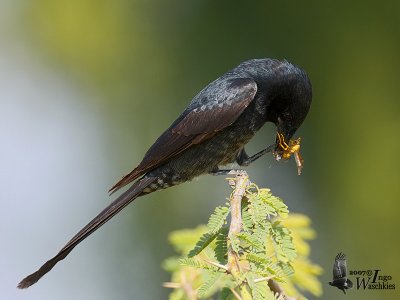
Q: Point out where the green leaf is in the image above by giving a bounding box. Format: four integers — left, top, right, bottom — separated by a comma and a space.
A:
164, 178, 322, 300
278, 262, 295, 277
246, 252, 270, 265
270, 222, 297, 263
265, 195, 289, 218
215, 227, 228, 264
207, 206, 230, 234
254, 281, 273, 300
198, 271, 222, 298
179, 257, 220, 272
237, 232, 264, 251
241, 200, 253, 231
229, 234, 241, 253
188, 231, 218, 257
247, 193, 270, 224
247, 253, 283, 279
217, 287, 233, 300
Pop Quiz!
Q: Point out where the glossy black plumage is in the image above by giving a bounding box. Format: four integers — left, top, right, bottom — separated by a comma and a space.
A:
329, 252, 353, 294
18, 58, 312, 288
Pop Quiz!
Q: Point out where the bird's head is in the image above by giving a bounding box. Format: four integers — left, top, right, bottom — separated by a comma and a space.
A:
271, 69, 312, 170
274, 71, 312, 149
264, 63, 312, 174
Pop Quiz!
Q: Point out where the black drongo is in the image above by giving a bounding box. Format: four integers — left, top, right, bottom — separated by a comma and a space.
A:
18, 58, 312, 288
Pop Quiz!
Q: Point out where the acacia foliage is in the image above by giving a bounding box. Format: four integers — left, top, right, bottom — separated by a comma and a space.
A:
163, 181, 322, 299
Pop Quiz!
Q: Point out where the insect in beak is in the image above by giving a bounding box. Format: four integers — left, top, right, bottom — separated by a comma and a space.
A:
273, 132, 304, 175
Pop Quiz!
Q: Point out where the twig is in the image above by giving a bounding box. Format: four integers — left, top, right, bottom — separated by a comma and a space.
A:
202, 258, 229, 272
229, 287, 244, 300
180, 271, 197, 300
162, 282, 181, 289
268, 279, 297, 300
227, 170, 249, 276
254, 276, 274, 283
162, 275, 198, 299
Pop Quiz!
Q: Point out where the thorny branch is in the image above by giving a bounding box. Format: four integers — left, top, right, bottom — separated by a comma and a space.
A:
227, 171, 296, 300
164, 170, 297, 299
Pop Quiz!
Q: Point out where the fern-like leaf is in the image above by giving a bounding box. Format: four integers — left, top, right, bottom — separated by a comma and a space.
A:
254, 281, 274, 300
270, 222, 297, 263
197, 271, 222, 298
179, 257, 220, 272
264, 194, 289, 218
247, 273, 275, 300
207, 206, 230, 234
247, 253, 283, 279
164, 178, 322, 300
188, 232, 218, 257
247, 193, 270, 224
278, 262, 294, 277
215, 227, 228, 264
217, 287, 233, 300
237, 232, 264, 251
229, 234, 241, 254
241, 200, 253, 231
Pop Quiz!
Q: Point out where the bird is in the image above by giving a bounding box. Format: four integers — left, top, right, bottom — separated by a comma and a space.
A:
329, 252, 353, 294
18, 58, 312, 289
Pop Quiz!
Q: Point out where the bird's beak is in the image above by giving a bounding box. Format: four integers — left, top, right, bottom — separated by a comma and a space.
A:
276, 120, 296, 145
274, 119, 293, 151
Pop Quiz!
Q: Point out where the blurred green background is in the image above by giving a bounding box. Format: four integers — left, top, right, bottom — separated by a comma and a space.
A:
1, 1, 399, 299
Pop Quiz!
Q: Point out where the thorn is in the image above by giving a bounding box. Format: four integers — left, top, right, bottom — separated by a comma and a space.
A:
162, 282, 181, 289
254, 276, 275, 283
202, 259, 229, 272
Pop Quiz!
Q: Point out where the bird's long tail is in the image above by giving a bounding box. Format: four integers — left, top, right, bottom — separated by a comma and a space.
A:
17, 176, 157, 289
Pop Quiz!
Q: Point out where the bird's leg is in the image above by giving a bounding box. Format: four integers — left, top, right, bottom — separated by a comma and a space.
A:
210, 144, 275, 176
209, 150, 249, 175
210, 168, 233, 176
236, 144, 275, 166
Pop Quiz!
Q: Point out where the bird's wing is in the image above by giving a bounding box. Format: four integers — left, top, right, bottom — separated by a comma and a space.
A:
333, 252, 348, 280
109, 77, 257, 193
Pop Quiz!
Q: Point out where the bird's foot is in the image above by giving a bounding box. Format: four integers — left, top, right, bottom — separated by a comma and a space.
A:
210, 168, 242, 176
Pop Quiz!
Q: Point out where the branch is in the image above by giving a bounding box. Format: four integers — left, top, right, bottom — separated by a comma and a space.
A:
226, 171, 298, 300
227, 170, 249, 276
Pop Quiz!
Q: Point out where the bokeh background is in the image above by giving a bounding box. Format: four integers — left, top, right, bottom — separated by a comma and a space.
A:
1, 1, 399, 299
